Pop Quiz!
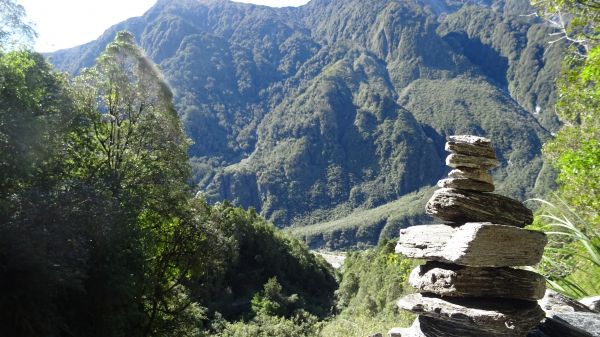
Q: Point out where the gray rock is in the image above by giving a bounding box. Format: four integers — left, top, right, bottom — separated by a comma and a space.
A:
437, 177, 495, 192
581, 296, 600, 313
448, 167, 494, 184
409, 261, 546, 300
446, 135, 496, 159
426, 188, 534, 227
395, 222, 547, 267
397, 293, 545, 336
539, 312, 600, 337
539, 289, 595, 316
367, 333, 383, 337
446, 153, 500, 169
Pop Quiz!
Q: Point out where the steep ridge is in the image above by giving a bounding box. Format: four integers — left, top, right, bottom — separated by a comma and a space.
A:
48, 0, 563, 243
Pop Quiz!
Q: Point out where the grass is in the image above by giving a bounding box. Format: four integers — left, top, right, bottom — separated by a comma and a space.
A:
528, 197, 600, 298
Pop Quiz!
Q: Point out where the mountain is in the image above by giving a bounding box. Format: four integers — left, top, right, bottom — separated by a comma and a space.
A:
48, 0, 564, 245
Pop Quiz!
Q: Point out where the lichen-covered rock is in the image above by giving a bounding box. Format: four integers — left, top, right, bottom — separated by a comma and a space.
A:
395, 222, 547, 267
397, 293, 545, 336
409, 262, 546, 300
437, 177, 495, 192
426, 188, 534, 227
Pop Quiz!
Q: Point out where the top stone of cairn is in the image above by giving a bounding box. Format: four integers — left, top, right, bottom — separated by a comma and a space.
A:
445, 135, 497, 159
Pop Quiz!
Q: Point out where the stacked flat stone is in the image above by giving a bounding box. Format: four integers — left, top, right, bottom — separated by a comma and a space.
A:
393, 135, 547, 337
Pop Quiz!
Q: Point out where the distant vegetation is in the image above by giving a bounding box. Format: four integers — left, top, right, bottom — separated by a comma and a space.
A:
288, 187, 434, 250
319, 241, 415, 337
49, 0, 564, 246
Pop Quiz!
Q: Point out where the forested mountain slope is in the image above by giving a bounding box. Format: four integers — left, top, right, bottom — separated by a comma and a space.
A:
49, 0, 563, 236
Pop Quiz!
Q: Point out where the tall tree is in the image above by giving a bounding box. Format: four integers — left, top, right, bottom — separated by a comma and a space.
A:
72, 30, 203, 337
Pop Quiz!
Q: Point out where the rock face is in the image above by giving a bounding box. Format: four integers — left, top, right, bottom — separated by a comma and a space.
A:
395, 222, 546, 267
394, 135, 548, 336
409, 262, 546, 300
426, 188, 534, 227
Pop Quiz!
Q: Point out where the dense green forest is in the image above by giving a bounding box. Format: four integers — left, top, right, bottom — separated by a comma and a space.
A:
48, 0, 565, 243
1, 0, 599, 336
0, 11, 338, 335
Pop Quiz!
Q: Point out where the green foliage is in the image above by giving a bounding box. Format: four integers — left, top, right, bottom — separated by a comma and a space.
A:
543, 45, 600, 225
190, 200, 337, 320
0, 33, 338, 337
218, 311, 322, 337
532, 0, 600, 52
529, 199, 600, 298
320, 240, 414, 337
531, 0, 600, 300
0, 49, 84, 337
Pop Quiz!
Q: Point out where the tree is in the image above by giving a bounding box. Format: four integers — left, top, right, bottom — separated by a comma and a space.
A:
531, 0, 600, 226
0, 0, 36, 49
72, 31, 204, 337
0, 48, 96, 337
529, 0, 600, 300
531, 0, 600, 54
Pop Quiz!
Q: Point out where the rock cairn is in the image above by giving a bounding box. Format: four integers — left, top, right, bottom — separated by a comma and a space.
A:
393, 135, 548, 337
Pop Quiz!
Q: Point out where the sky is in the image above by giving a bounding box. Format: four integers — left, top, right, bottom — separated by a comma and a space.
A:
18, 0, 311, 53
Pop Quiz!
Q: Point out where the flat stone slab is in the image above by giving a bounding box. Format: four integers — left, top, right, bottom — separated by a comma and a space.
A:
446, 135, 496, 159
409, 262, 546, 300
426, 188, 534, 227
398, 293, 545, 336
395, 222, 547, 267
437, 177, 495, 192
418, 315, 517, 337
446, 153, 500, 169
448, 167, 494, 184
